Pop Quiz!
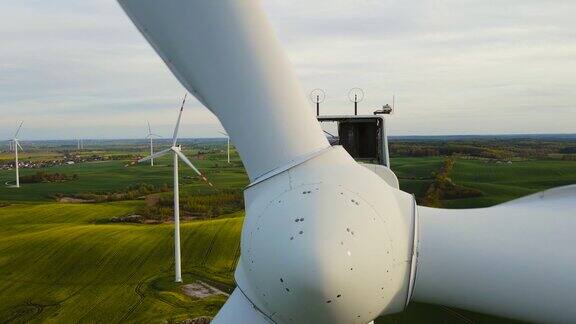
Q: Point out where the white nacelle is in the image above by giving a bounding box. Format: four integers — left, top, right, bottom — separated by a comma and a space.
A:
360, 163, 400, 189
232, 147, 416, 324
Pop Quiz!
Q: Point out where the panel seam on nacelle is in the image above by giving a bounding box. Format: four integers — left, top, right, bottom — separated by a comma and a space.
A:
405, 194, 419, 306
247, 145, 334, 188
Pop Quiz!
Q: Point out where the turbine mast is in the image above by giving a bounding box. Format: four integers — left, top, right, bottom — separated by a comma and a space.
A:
14, 139, 19, 188
173, 150, 182, 282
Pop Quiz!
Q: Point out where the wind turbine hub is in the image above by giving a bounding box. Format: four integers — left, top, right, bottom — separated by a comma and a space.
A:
235, 147, 414, 323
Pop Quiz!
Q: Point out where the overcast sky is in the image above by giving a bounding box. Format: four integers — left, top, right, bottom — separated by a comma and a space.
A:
1, 0, 575, 140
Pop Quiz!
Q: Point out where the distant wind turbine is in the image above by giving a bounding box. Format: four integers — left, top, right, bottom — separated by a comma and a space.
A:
218, 131, 230, 164
138, 94, 213, 283
10, 122, 24, 188
146, 121, 162, 166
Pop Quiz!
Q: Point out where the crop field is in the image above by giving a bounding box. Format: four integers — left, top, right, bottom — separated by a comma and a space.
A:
0, 142, 574, 323
447, 159, 576, 208
0, 149, 248, 202
0, 202, 242, 323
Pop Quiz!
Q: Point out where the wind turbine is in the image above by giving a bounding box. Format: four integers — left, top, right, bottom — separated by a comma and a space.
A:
218, 131, 230, 164
119, 1, 576, 323
138, 94, 213, 283
10, 121, 24, 188
146, 121, 162, 166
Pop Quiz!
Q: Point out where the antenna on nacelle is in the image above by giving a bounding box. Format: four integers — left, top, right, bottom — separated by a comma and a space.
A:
309, 89, 326, 116
348, 87, 364, 115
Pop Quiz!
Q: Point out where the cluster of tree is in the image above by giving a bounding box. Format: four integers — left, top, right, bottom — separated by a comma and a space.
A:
420, 158, 483, 207
20, 171, 78, 183
390, 143, 511, 160
390, 140, 576, 161
560, 147, 576, 154
137, 189, 244, 222
54, 183, 171, 203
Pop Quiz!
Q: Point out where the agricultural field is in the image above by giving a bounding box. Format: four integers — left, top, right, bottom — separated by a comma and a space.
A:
0, 147, 248, 202
0, 139, 574, 323
0, 202, 241, 323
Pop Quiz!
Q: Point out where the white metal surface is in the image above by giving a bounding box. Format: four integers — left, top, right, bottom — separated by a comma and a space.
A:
14, 139, 19, 188
413, 185, 576, 323
146, 121, 159, 166
12, 122, 23, 188
360, 163, 399, 189
382, 116, 390, 167
172, 94, 186, 146
219, 131, 231, 164
117, 0, 329, 182
149, 137, 154, 166
236, 146, 415, 324
212, 289, 272, 324
173, 151, 182, 283
138, 145, 205, 283
138, 148, 171, 163
136, 104, 212, 283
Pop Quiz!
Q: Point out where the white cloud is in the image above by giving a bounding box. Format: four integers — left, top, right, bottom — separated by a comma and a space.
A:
0, 0, 575, 139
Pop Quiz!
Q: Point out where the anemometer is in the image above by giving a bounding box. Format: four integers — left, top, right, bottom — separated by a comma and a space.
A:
309, 89, 326, 116
348, 87, 365, 115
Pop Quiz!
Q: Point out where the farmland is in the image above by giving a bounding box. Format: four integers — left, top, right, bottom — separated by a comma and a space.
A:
0, 138, 574, 323
0, 202, 241, 323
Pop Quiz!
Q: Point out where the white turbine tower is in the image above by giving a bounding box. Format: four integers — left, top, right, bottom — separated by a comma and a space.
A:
119, 1, 576, 323
10, 121, 24, 188
218, 131, 230, 164
146, 121, 162, 166
138, 95, 213, 283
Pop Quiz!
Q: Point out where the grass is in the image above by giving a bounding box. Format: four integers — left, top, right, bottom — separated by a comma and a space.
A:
446, 159, 576, 208
0, 202, 241, 323
391, 157, 576, 208
0, 149, 248, 202
391, 157, 442, 198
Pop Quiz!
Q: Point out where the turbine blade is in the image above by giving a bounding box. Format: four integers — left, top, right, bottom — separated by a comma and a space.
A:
138, 147, 171, 163
218, 131, 228, 137
16, 140, 24, 152
174, 149, 213, 187
14, 121, 23, 138
171, 93, 187, 146
147, 121, 152, 134
413, 185, 576, 323
117, 0, 329, 181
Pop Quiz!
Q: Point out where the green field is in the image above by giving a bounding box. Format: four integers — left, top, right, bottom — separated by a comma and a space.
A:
447, 159, 576, 208
0, 149, 248, 202
0, 147, 574, 323
0, 202, 242, 323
